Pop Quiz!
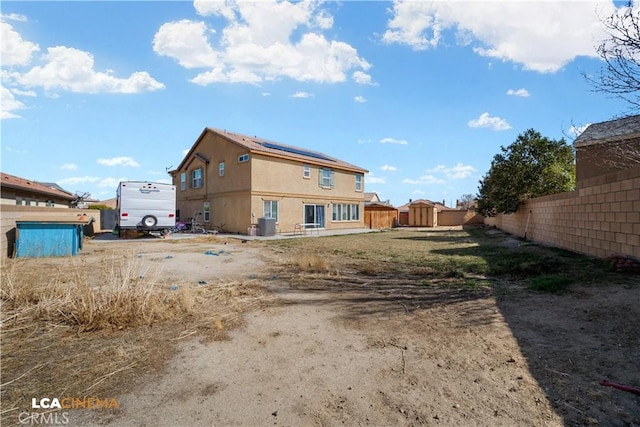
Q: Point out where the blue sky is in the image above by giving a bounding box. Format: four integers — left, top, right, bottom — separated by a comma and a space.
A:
1, 0, 634, 207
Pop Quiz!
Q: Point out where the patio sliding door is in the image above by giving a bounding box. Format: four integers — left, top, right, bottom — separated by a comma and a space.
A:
304, 204, 325, 228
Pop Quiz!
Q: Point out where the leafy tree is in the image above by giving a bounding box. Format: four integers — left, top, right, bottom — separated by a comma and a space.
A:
477, 129, 575, 217
586, 2, 640, 111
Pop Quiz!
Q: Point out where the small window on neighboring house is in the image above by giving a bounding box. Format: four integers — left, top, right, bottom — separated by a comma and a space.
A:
15, 197, 23, 206
25, 199, 32, 206
192, 168, 203, 188
319, 168, 334, 188
46, 200, 55, 207
264, 200, 278, 222
203, 202, 210, 222
303, 165, 311, 179
180, 172, 186, 190
355, 174, 363, 191
219, 162, 225, 176
238, 154, 249, 163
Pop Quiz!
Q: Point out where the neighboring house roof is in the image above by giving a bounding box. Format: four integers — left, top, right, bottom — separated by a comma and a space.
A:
364, 192, 380, 203
397, 199, 453, 213
93, 197, 117, 209
175, 127, 368, 174
574, 115, 640, 147
1, 172, 75, 200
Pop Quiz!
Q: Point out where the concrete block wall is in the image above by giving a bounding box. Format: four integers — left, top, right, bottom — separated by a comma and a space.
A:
1, 206, 103, 258
438, 210, 484, 226
485, 165, 640, 260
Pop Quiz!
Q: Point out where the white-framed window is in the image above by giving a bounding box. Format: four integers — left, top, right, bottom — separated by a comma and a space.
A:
332, 203, 360, 221
238, 154, 249, 163
191, 168, 203, 188
303, 165, 311, 179
203, 202, 210, 222
45, 200, 55, 207
355, 174, 363, 191
319, 168, 334, 188
180, 172, 186, 191
219, 162, 225, 176
264, 200, 278, 222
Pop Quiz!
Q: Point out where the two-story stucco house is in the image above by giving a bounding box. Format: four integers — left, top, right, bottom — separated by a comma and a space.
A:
170, 128, 368, 234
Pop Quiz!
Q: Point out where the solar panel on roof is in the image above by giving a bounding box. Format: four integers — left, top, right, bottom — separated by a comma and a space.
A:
258, 141, 335, 162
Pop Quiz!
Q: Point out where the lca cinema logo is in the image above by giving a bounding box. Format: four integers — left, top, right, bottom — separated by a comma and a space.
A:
18, 397, 119, 425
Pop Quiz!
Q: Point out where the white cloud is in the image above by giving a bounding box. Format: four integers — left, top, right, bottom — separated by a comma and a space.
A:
2, 13, 28, 22
402, 175, 445, 185
57, 176, 100, 186
507, 88, 529, 97
412, 190, 426, 195
366, 176, 386, 184
292, 91, 313, 98
262, 92, 271, 96
382, 1, 616, 73
97, 157, 141, 167
570, 123, 591, 137
11, 46, 165, 94
354, 96, 366, 103
365, 172, 386, 184
381, 165, 397, 172
1, 21, 39, 66
357, 139, 373, 144
427, 163, 476, 179
353, 70, 375, 85
1, 85, 25, 119
60, 163, 78, 171
155, 0, 370, 85
468, 112, 511, 131
153, 20, 218, 69
380, 137, 408, 145
98, 177, 126, 188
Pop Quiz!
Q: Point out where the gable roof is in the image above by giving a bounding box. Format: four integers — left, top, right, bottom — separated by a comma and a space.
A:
0, 172, 75, 200
574, 115, 640, 147
175, 127, 368, 174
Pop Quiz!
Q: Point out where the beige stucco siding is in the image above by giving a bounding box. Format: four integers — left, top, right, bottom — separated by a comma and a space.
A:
174, 129, 367, 234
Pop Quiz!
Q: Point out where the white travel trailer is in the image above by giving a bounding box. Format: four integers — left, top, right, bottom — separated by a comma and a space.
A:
116, 181, 176, 234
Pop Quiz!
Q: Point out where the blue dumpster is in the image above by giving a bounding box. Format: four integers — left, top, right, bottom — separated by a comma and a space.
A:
16, 219, 87, 258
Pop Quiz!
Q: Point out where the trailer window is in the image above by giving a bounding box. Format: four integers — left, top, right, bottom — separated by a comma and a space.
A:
191, 168, 203, 188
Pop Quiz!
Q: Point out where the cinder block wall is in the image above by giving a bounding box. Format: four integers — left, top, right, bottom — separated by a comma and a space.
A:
485, 165, 640, 260
1, 206, 103, 258
438, 210, 484, 226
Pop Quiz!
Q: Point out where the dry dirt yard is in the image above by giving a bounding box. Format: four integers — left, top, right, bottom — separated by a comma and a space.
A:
2, 227, 639, 426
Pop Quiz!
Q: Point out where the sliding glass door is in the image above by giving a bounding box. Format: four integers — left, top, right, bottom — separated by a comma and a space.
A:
304, 204, 325, 228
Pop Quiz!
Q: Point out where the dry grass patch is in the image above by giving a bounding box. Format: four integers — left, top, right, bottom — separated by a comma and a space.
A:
0, 251, 271, 424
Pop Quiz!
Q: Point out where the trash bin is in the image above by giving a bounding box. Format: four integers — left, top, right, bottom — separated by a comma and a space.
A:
257, 218, 276, 236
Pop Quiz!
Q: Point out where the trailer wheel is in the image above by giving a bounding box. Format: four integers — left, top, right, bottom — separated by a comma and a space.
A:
142, 215, 158, 228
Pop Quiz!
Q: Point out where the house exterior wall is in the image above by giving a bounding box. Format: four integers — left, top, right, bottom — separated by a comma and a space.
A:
173, 130, 365, 234
251, 154, 365, 233
173, 131, 253, 232
1, 187, 71, 208
485, 165, 640, 260
575, 137, 640, 184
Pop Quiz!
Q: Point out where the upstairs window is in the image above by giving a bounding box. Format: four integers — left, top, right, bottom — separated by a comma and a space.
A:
303, 165, 311, 179
238, 154, 249, 163
180, 172, 186, 191
219, 162, 225, 176
355, 174, 363, 191
191, 168, 203, 188
319, 168, 334, 188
